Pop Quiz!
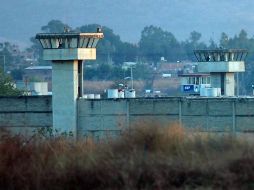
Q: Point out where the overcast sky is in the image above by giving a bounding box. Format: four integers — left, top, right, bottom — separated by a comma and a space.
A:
1, 0, 254, 47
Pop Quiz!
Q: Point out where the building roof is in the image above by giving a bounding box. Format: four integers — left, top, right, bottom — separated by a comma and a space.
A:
25, 66, 52, 70
123, 62, 137, 66
178, 73, 210, 77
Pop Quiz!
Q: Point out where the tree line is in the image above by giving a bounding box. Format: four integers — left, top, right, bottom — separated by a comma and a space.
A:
31, 20, 254, 65
2, 20, 254, 94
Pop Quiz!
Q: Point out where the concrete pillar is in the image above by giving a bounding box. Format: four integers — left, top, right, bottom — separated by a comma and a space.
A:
225, 53, 229, 62
216, 53, 220, 61
230, 53, 235, 61
224, 73, 235, 96
210, 73, 235, 96
78, 60, 83, 97
52, 61, 79, 136
210, 73, 222, 88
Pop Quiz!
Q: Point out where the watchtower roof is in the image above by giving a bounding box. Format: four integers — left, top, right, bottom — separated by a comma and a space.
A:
35, 32, 104, 49
36, 33, 104, 39
194, 49, 248, 62
194, 49, 248, 54
178, 73, 210, 77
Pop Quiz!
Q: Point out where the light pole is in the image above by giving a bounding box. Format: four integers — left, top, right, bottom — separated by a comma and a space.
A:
124, 76, 131, 88
130, 66, 133, 89
123, 65, 136, 98
124, 66, 134, 89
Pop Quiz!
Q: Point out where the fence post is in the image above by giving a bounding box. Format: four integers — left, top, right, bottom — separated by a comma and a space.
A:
206, 99, 209, 131
179, 98, 182, 126
232, 100, 236, 134
126, 99, 130, 129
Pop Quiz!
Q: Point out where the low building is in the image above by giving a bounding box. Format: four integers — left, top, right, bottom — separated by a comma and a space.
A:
178, 73, 211, 95
16, 81, 49, 95
23, 66, 52, 91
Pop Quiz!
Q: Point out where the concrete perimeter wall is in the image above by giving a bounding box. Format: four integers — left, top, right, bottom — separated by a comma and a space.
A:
78, 97, 254, 139
0, 96, 52, 135
1, 96, 254, 138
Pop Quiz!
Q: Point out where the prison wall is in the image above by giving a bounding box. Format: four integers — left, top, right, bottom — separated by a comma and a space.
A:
1, 96, 254, 137
0, 96, 52, 135
77, 97, 254, 138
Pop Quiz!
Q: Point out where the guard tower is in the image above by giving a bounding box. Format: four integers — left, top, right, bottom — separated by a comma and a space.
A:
194, 49, 247, 96
36, 29, 103, 136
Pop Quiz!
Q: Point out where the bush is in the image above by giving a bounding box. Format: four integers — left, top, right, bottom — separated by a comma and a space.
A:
0, 123, 253, 189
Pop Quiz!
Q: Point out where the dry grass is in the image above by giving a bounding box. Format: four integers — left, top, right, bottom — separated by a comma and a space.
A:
0, 123, 254, 189
83, 79, 180, 95
153, 78, 180, 89
83, 80, 114, 94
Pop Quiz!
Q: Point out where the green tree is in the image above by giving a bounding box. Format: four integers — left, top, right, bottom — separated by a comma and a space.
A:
84, 67, 96, 80
139, 25, 181, 63
29, 37, 45, 65
11, 69, 24, 80
41, 20, 71, 33
183, 31, 207, 61
208, 38, 217, 49
219, 32, 229, 48
0, 42, 14, 72
190, 31, 202, 44
133, 63, 152, 80
77, 24, 137, 65
30, 20, 71, 65
114, 42, 138, 64
233, 29, 249, 49
0, 69, 22, 96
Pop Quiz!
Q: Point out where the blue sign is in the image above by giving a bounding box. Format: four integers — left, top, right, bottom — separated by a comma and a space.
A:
183, 85, 194, 92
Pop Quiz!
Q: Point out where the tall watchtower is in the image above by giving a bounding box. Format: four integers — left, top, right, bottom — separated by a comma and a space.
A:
194, 49, 247, 96
36, 29, 103, 136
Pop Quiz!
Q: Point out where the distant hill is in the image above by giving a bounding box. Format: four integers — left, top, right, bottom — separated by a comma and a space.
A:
0, 0, 253, 47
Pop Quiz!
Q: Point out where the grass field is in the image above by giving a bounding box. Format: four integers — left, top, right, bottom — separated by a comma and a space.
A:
0, 123, 253, 189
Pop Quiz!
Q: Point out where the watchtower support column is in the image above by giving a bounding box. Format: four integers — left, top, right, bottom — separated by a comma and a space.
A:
36, 31, 103, 137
